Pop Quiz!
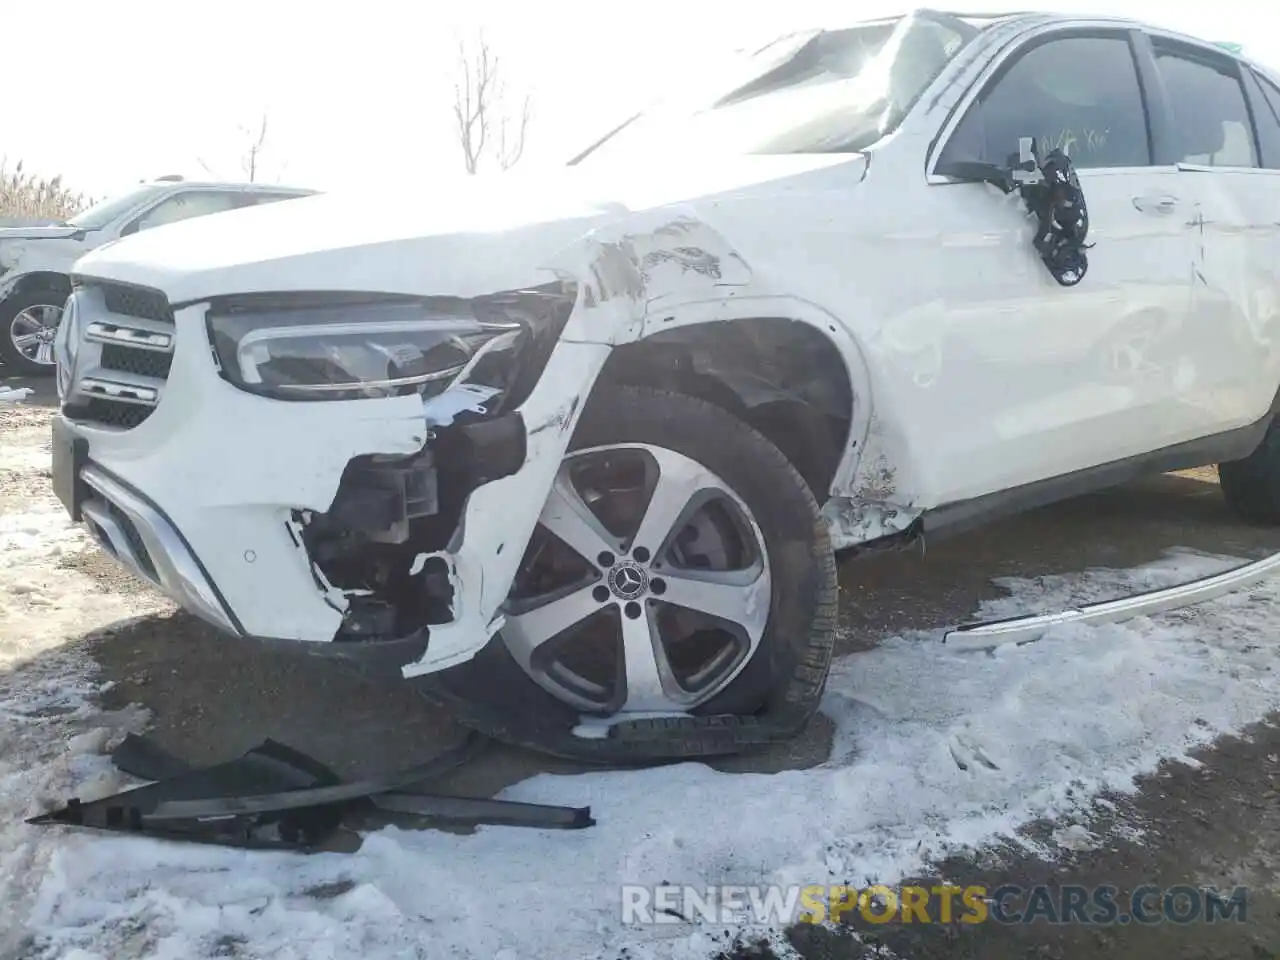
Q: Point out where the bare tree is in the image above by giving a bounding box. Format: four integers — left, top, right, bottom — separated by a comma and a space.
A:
452, 33, 531, 175
238, 113, 270, 182
197, 113, 281, 182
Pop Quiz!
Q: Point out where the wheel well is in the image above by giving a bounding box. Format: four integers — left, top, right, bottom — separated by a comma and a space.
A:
10, 271, 71, 302
597, 318, 855, 497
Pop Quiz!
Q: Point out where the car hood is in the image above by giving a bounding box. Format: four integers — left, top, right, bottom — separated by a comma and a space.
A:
73, 153, 864, 304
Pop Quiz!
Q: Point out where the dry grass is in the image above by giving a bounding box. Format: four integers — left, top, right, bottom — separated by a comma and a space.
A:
0, 158, 91, 222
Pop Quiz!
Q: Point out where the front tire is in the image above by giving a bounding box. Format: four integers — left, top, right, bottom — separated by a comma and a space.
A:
0, 288, 65, 376
414, 385, 838, 762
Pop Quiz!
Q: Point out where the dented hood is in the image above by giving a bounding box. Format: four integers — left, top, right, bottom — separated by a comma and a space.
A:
72, 153, 862, 303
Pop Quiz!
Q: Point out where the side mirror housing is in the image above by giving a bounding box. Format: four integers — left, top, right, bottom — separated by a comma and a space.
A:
936, 136, 1045, 194
934, 158, 1015, 192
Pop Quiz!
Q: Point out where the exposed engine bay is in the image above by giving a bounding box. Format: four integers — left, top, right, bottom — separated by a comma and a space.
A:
283, 285, 574, 647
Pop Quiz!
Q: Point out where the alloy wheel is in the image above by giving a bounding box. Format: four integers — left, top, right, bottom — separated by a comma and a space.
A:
9, 303, 63, 367
502, 443, 772, 715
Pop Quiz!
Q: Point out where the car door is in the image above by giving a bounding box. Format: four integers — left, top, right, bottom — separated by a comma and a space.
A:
1144, 35, 1280, 436
1246, 67, 1280, 324
924, 27, 1198, 496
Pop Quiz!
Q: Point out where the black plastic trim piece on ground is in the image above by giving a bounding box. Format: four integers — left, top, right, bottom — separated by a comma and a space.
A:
27, 732, 594, 850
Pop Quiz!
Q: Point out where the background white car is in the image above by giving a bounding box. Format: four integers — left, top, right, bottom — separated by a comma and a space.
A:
0, 177, 316, 375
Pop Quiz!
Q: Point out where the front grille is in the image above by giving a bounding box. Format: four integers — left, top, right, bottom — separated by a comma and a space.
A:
62, 281, 177, 431
100, 342, 173, 379
77, 397, 154, 430
103, 284, 174, 324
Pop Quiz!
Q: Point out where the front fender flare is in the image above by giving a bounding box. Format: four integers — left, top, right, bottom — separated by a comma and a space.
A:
632, 294, 877, 497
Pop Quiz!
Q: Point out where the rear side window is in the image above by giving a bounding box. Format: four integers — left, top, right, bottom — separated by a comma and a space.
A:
1152, 44, 1258, 167
124, 190, 241, 235
1258, 73, 1280, 121
237, 192, 305, 208
939, 34, 1151, 169
1249, 70, 1280, 168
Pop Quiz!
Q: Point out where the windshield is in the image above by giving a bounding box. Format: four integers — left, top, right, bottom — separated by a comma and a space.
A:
67, 184, 170, 230
572, 12, 980, 165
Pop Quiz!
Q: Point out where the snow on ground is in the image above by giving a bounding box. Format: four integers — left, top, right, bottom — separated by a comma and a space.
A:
1, 412, 1278, 959
4, 545, 1277, 959
0, 410, 167, 953
0, 386, 33, 405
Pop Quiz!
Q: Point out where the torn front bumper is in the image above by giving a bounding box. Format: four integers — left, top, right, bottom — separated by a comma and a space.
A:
52, 291, 610, 677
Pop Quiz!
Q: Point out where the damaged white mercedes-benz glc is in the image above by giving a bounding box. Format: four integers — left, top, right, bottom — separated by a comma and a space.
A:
50, 9, 1280, 760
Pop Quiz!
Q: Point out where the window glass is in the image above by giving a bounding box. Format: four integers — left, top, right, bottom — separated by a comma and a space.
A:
67, 185, 169, 230
941, 35, 1151, 169
237, 192, 304, 207
575, 13, 978, 163
1257, 72, 1280, 122
1153, 48, 1257, 167
130, 191, 240, 233
1248, 70, 1280, 168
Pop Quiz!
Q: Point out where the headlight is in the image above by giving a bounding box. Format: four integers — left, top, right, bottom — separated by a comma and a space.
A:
207, 300, 522, 402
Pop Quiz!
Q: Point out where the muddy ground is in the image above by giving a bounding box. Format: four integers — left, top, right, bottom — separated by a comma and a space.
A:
4, 369, 1278, 959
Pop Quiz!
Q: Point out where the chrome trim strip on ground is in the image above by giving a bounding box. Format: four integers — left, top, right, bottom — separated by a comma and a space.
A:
942, 550, 1280, 651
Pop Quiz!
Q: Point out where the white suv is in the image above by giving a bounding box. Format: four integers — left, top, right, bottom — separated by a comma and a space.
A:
0, 178, 316, 375
48, 11, 1280, 761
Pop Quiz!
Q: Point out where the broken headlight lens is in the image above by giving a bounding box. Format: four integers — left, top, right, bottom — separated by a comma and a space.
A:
206, 301, 521, 402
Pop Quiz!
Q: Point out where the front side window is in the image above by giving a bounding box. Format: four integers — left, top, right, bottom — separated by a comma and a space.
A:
939, 34, 1151, 170
1153, 43, 1257, 167
66, 184, 170, 231
126, 191, 241, 234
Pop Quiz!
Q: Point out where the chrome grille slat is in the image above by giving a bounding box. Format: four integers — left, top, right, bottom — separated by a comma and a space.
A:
86, 321, 174, 352
77, 376, 160, 406
62, 281, 176, 430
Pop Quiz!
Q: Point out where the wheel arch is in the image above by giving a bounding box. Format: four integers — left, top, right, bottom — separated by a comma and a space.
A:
4, 270, 72, 304
594, 296, 875, 501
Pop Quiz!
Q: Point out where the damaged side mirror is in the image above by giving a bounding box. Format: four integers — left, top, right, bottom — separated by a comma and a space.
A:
935, 137, 1044, 192
937, 136, 1093, 287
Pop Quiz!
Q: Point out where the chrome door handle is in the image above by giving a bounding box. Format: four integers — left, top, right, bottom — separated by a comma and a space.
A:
1132, 194, 1180, 214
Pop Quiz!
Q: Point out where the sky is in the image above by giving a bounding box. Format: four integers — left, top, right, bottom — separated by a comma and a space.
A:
5, 0, 1278, 201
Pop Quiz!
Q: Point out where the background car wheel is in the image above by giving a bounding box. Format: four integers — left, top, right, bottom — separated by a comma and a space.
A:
0, 289, 65, 376
1219, 418, 1280, 525
414, 384, 838, 762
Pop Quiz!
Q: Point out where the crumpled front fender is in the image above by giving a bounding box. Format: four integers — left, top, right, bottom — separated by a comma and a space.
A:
400, 336, 610, 676
0, 238, 84, 289
401, 208, 755, 677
